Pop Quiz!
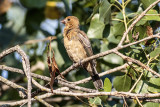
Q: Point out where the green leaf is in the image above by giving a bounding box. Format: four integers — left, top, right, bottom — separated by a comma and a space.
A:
99, 0, 111, 24
143, 102, 159, 107
149, 45, 160, 58
148, 78, 160, 93
144, 70, 153, 78
141, 0, 157, 9
87, 14, 105, 39
104, 78, 112, 92
116, 11, 135, 20
136, 9, 160, 26
136, 20, 147, 26
89, 97, 102, 106
113, 75, 131, 91
144, 9, 160, 21
20, 0, 46, 8
104, 104, 112, 107
113, 104, 123, 107
127, 67, 138, 80
86, 3, 100, 23
107, 28, 121, 44
145, 39, 156, 46
115, 12, 123, 19
156, 63, 160, 73
134, 26, 147, 40
110, 0, 115, 3
103, 53, 123, 65
100, 43, 123, 65
135, 80, 149, 93
112, 22, 125, 36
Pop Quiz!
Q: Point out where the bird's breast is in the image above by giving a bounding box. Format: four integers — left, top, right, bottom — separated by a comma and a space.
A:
64, 36, 87, 62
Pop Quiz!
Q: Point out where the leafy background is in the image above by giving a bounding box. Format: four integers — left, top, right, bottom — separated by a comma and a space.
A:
0, 0, 160, 107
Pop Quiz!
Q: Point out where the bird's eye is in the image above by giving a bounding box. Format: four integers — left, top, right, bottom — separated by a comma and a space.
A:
67, 18, 70, 21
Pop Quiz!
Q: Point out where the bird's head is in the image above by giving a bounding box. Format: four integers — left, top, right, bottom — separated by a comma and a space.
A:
61, 16, 79, 29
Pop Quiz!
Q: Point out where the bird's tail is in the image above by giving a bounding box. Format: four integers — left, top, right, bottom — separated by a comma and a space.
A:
85, 62, 103, 90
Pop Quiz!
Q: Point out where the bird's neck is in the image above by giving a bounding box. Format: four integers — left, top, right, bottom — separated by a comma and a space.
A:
63, 25, 79, 37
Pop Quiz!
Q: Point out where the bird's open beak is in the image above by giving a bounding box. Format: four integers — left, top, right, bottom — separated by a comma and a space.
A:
61, 19, 66, 24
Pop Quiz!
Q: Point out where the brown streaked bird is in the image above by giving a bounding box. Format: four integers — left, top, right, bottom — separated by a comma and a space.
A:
61, 16, 103, 89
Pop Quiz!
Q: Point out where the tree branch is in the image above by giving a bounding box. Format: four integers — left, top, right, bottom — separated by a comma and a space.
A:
60, 34, 160, 77
0, 76, 27, 98
0, 65, 97, 93
0, 45, 32, 107
73, 63, 130, 85
114, 51, 160, 77
118, 0, 160, 46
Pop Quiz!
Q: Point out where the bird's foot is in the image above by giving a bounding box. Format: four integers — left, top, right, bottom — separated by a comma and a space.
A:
78, 60, 83, 67
72, 63, 76, 68
72, 60, 83, 68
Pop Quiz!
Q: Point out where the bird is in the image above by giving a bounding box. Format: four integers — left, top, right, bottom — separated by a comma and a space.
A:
61, 16, 103, 89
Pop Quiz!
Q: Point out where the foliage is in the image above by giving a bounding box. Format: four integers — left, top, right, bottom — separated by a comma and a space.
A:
104, 77, 112, 92
0, 0, 160, 106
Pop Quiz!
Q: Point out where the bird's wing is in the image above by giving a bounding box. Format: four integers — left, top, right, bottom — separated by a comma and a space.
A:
77, 30, 96, 66
77, 30, 93, 57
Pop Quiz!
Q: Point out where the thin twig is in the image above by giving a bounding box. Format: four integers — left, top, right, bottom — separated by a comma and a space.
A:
0, 45, 32, 107
118, 0, 160, 46
143, 99, 160, 103
0, 87, 69, 106
122, 0, 129, 43
129, 58, 152, 92
22, 36, 56, 45
73, 63, 129, 85
0, 65, 50, 81
129, 72, 143, 93
114, 51, 160, 77
0, 65, 97, 93
135, 97, 143, 107
0, 76, 27, 98
122, 96, 128, 107
3, 89, 160, 99
34, 97, 53, 107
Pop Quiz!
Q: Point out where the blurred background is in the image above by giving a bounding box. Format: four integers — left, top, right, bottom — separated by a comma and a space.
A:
0, 0, 160, 106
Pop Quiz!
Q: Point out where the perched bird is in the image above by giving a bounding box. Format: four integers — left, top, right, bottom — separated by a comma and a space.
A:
61, 16, 103, 89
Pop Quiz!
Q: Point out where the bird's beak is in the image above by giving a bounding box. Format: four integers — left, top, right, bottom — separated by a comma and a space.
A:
61, 19, 66, 24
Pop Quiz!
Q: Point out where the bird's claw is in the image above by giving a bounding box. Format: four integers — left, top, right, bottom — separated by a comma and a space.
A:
78, 60, 83, 67
73, 63, 76, 68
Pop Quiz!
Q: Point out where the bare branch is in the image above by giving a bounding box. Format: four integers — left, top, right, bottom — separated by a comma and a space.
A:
135, 97, 143, 107
118, 0, 160, 46
114, 51, 160, 77
73, 63, 129, 85
0, 45, 32, 107
34, 97, 53, 107
0, 76, 27, 98
60, 34, 160, 77
22, 36, 56, 45
0, 65, 97, 93
0, 87, 69, 106
0, 65, 50, 81
129, 72, 143, 93
143, 99, 160, 103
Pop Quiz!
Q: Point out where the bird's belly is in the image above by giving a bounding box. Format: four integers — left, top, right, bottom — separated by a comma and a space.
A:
64, 38, 87, 62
